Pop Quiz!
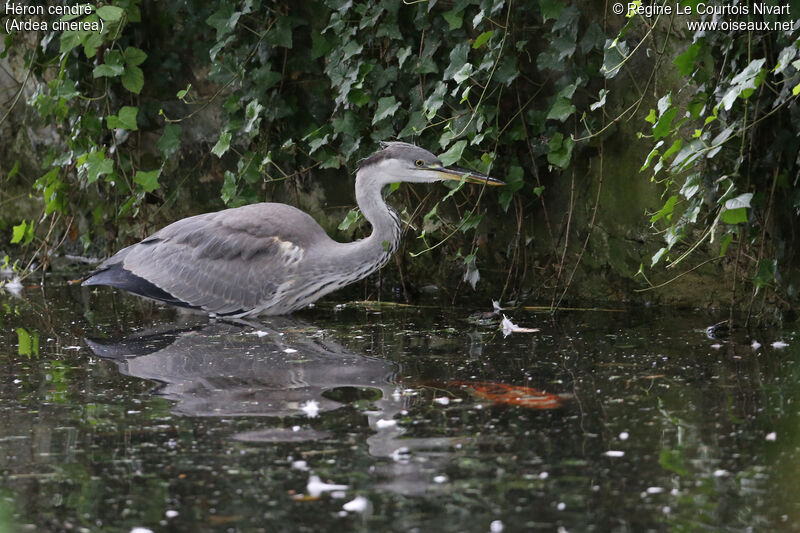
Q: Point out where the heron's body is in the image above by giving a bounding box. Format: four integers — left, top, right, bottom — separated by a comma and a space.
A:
83, 142, 502, 316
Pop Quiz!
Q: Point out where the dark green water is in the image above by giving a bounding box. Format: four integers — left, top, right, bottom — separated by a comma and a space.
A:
1, 283, 798, 532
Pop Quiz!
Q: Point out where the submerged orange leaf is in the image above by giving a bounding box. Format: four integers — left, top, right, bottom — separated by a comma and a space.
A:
454, 381, 565, 409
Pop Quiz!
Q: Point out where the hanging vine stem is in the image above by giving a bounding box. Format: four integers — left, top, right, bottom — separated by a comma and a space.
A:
409, 182, 490, 257
553, 140, 604, 311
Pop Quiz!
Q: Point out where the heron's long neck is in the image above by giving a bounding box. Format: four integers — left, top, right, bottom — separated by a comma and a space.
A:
351, 170, 401, 266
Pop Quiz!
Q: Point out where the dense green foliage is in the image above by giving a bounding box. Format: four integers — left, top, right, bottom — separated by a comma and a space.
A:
1, 0, 799, 315
3, 0, 601, 292
616, 1, 800, 315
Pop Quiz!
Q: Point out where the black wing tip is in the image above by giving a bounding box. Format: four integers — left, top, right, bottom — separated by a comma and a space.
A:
83, 264, 199, 310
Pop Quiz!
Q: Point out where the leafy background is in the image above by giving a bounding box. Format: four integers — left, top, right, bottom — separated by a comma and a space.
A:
1, 0, 798, 322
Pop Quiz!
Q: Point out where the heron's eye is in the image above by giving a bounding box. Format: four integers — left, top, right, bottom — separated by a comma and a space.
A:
415, 159, 425, 167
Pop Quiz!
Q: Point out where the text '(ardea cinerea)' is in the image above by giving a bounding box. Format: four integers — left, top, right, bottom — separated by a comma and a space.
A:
83, 142, 505, 316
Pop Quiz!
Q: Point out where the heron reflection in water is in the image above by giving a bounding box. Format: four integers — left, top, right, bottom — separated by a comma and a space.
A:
83, 142, 503, 316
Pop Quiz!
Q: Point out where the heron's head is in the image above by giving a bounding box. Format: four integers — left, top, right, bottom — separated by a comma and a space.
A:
357, 142, 505, 187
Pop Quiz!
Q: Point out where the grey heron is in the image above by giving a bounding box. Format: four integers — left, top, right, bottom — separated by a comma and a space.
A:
83, 142, 504, 316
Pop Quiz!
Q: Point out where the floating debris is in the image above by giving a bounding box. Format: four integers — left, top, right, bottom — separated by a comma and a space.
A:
306, 475, 348, 497
433, 475, 447, 483
492, 300, 504, 313
500, 315, 539, 337
604, 450, 625, 457
490, 520, 504, 533
751, 340, 762, 350
771, 340, 789, 349
291, 460, 309, 471
283, 348, 298, 353
300, 400, 320, 418
375, 419, 397, 429
1, 277, 23, 295
342, 496, 369, 513
766, 432, 777, 441
454, 381, 564, 409
433, 396, 450, 406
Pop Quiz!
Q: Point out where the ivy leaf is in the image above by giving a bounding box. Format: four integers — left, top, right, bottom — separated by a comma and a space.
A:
106, 106, 138, 130
546, 97, 575, 122
721, 58, 766, 110
547, 133, 574, 168
176, 84, 192, 100
423, 82, 447, 119
539, 0, 565, 22
372, 96, 401, 125
82, 32, 103, 58
11, 221, 34, 245
720, 208, 747, 224
439, 140, 467, 166
264, 16, 293, 48
212, 131, 232, 157
453, 63, 474, 85
443, 43, 470, 81
338, 208, 361, 231
724, 192, 753, 210
473, 30, 494, 49
600, 38, 629, 79
96, 5, 124, 22
652, 107, 677, 141
442, 10, 464, 30
157, 124, 183, 158
650, 195, 678, 223
719, 233, 733, 257
753, 259, 777, 292
498, 166, 525, 212
93, 63, 124, 78
133, 169, 161, 193
121, 65, 144, 94
123, 47, 147, 66
206, 3, 241, 38
674, 42, 700, 76
84, 149, 114, 183
589, 89, 608, 111
243, 100, 264, 136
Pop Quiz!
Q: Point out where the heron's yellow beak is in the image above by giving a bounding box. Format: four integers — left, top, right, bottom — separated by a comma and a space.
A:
434, 166, 505, 186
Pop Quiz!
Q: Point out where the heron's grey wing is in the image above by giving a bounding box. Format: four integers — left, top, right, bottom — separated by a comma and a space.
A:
107, 203, 330, 315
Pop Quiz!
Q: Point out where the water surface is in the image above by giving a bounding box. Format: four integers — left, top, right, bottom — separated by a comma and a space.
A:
1, 283, 798, 531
